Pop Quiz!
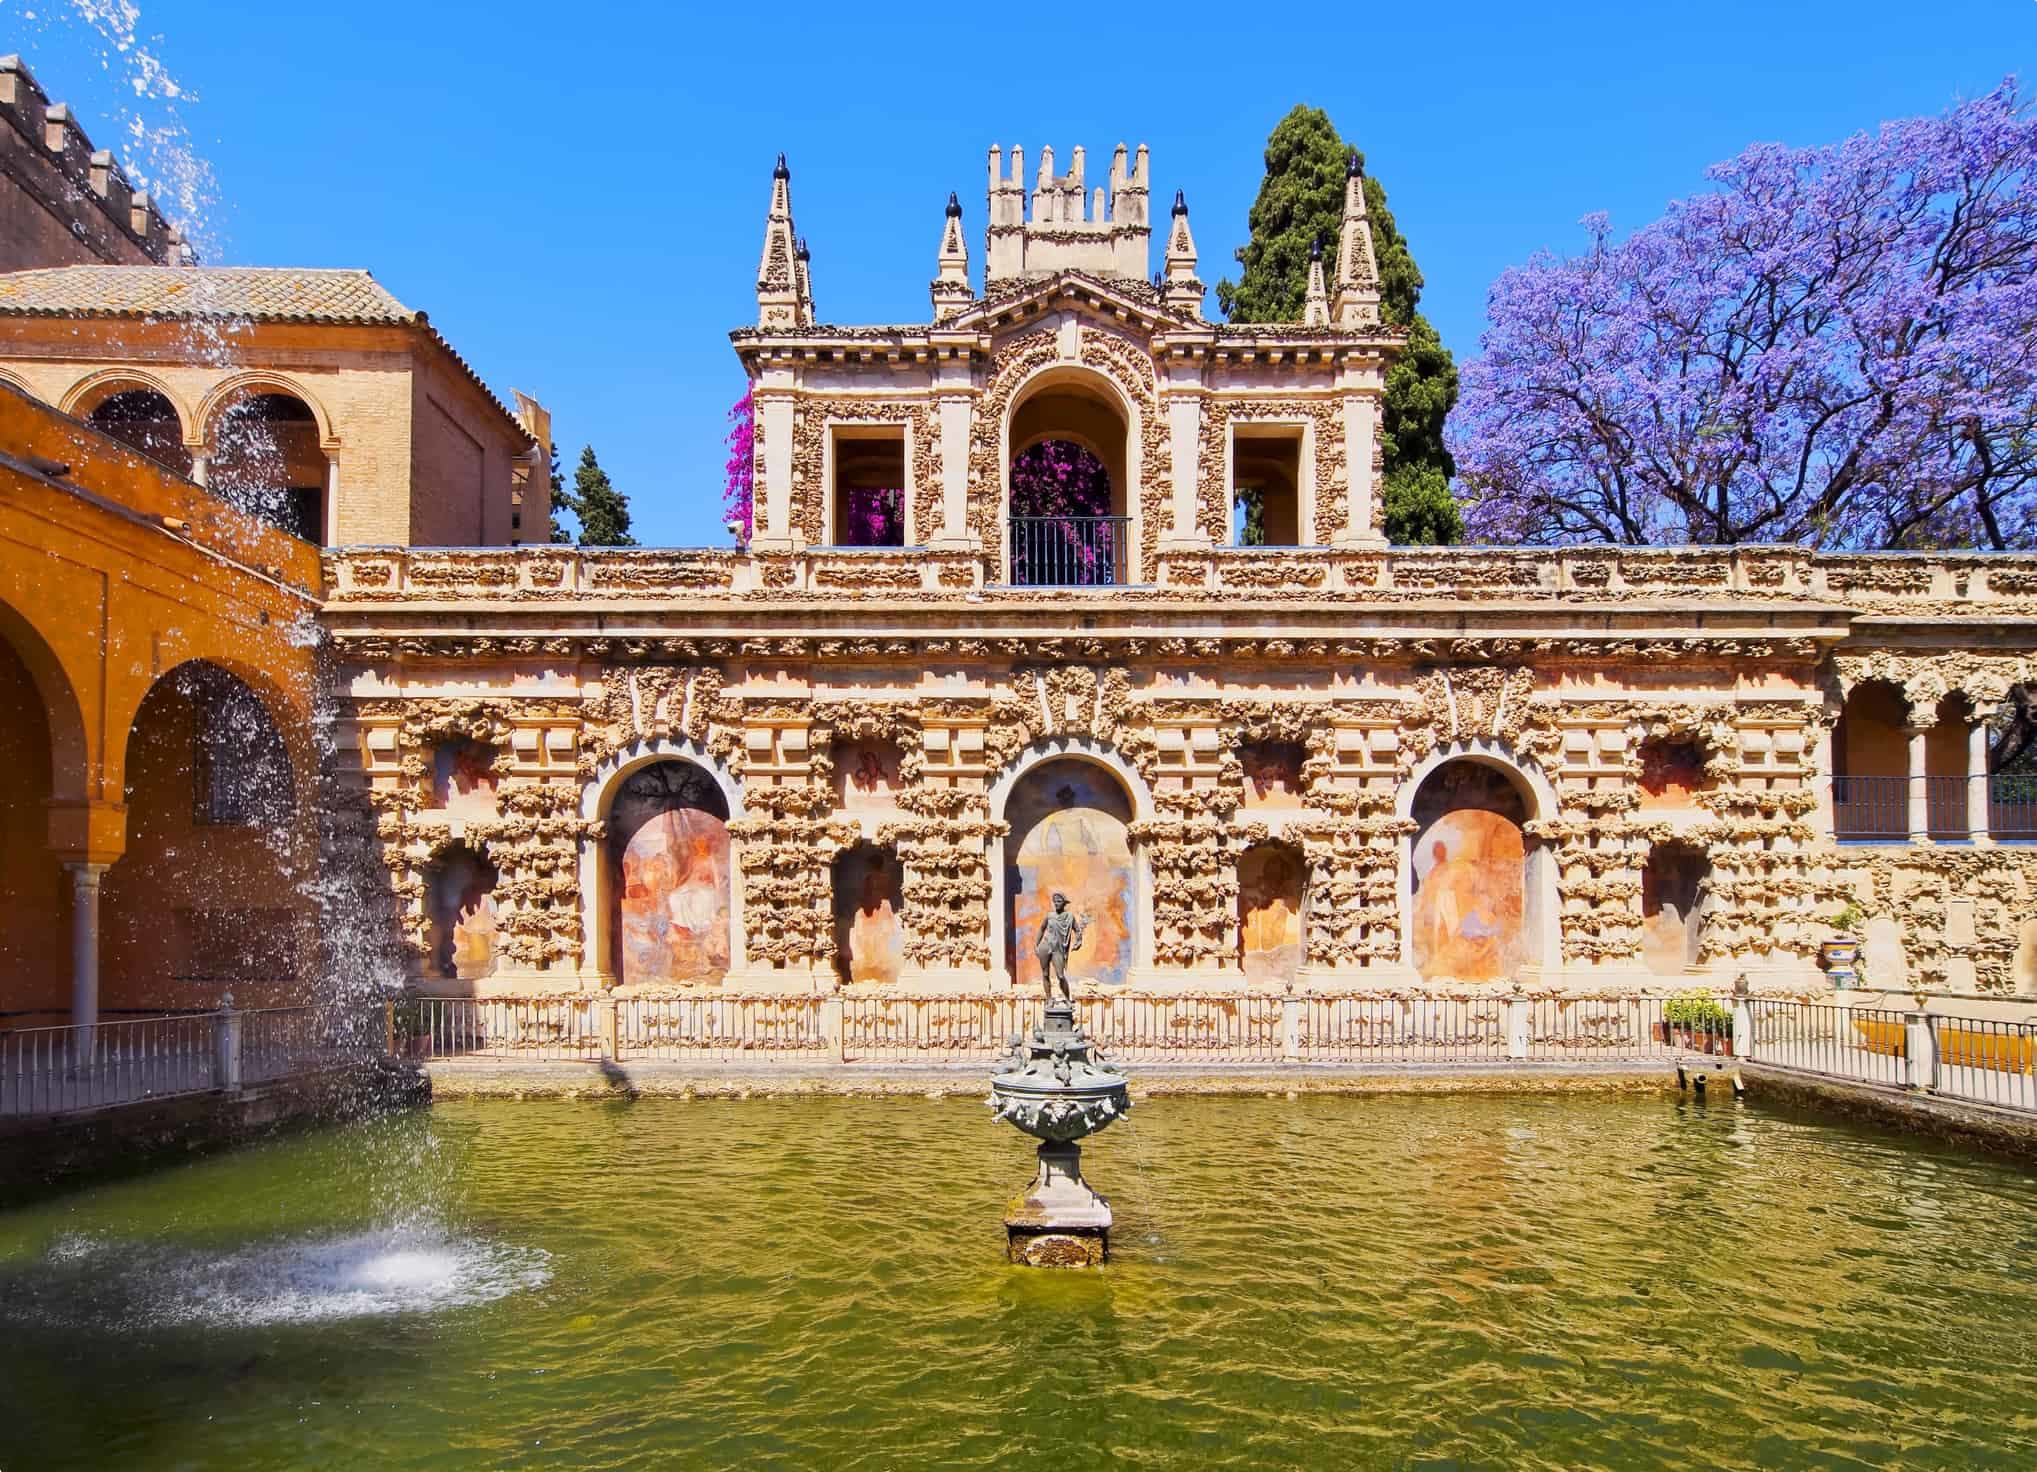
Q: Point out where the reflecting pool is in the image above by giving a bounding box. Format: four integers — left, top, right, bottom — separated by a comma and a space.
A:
3, 1093, 2036, 1469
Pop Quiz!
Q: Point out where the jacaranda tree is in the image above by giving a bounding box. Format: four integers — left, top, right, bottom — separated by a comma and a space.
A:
722, 388, 755, 540
1449, 81, 2037, 549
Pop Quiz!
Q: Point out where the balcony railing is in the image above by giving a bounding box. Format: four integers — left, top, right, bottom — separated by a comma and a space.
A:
1009, 516, 1128, 588
1992, 773, 2037, 841
1833, 775, 1912, 842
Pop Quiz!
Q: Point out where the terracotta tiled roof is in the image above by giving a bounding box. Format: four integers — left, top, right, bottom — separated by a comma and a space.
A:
0, 265, 417, 323
0, 266, 533, 446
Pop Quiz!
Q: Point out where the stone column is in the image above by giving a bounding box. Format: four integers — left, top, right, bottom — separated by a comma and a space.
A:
66, 862, 106, 1030
1968, 719, 1991, 845
1905, 725, 1930, 843
188, 449, 209, 488
1331, 378, 1386, 548
324, 455, 342, 546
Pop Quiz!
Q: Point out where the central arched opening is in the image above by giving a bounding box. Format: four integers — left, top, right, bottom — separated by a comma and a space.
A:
425, 842, 499, 982
1007, 372, 1129, 587
208, 390, 328, 544
1003, 757, 1134, 988
1408, 759, 1539, 984
607, 759, 731, 986
832, 840, 903, 986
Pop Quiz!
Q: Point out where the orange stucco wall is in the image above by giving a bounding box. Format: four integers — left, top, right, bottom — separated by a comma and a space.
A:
0, 384, 320, 1018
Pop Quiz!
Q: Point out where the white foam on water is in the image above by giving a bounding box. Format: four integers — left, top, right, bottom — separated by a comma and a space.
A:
34, 1224, 551, 1326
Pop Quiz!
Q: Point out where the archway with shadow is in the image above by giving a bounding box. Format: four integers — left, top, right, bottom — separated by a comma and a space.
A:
208, 390, 328, 543
104, 661, 302, 1013
1006, 370, 1130, 587
1001, 757, 1135, 988
607, 759, 732, 986
1407, 758, 1548, 985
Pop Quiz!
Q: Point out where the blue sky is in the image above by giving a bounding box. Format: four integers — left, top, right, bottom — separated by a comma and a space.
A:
8, 0, 2033, 545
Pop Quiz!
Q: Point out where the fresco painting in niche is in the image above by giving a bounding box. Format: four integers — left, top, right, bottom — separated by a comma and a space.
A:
432, 740, 498, 819
835, 740, 901, 812
834, 844, 904, 985
1410, 763, 1528, 983
1638, 740, 1706, 810
1239, 843, 1303, 984
1007, 760, 1133, 988
610, 762, 731, 985
1240, 742, 1306, 810
1642, 843, 1708, 974
426, 847, 498, 980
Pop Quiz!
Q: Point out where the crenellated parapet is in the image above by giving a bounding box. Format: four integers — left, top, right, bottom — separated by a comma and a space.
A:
0, 54, 192, 267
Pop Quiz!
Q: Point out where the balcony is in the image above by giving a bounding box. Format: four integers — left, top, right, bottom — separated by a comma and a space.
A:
1009, 515, 1129, 588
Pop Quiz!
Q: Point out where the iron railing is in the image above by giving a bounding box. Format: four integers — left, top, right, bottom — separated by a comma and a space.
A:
623, 995, 828, 1060
1833, 775, 1913, 842
0, 1005, 349, 1118
1008, 516, 1129, 587
1741, 999, 1910, 1088
1931, 1015, 2037, 1111
1992, 773, 2037, 841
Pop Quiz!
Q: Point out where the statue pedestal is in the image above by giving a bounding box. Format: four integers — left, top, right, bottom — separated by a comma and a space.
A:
1004, 1139, 1111, 1268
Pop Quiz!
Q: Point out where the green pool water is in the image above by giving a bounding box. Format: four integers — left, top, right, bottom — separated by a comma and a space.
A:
2, 1092, 2035, 1470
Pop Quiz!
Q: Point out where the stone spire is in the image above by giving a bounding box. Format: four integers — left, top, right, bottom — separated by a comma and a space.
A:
794, 236, 816, 326
1303, 233, 1331, 327
930, 191, 973, 320
1161, 189, 1203, 319
1331, 151, 1381, 328
755, 153, 804, 330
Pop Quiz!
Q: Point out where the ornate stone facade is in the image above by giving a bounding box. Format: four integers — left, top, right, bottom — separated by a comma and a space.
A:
314, 145, 2037, 1001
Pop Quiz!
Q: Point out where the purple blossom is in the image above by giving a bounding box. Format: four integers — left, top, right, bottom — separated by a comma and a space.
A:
721, 388, 754, 540
1449, 80, 2037, 549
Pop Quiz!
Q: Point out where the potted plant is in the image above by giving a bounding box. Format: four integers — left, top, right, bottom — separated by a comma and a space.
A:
1659, 989, 1734, 1054
1821, 902, 1865, 987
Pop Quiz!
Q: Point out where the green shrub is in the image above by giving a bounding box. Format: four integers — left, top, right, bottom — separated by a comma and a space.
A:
1664, 990, 1732, 1031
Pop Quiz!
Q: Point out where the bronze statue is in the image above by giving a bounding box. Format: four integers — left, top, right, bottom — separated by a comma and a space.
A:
1034, 892, 1087, 1000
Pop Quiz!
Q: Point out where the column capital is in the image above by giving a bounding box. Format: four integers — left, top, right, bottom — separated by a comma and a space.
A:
46, 798, 125, 868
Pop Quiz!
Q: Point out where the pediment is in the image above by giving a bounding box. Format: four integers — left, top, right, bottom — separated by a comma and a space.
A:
947, 271, 1195, 340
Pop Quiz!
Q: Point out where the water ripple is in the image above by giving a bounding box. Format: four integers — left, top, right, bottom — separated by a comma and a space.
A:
1, 1094, 2035, 1469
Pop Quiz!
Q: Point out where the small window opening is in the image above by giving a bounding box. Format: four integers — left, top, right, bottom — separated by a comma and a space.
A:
833, 426, 906, 547
1232, 427, 1302, 546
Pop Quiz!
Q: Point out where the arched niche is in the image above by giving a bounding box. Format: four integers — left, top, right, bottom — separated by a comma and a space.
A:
1641, 839, 1709, 975
997, 753, 1138, 989
605, 758, 733, 986
1238, 839, 1304, 985
424, 841, 499, 982
1397, 745, 1558, 984
832, 840, 903, 987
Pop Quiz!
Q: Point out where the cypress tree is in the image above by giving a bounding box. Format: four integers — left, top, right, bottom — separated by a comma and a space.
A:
1217, 106, 1462, 545
571, 444, 637, 547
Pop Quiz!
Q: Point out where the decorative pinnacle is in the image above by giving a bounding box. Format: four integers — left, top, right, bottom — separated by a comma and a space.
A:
1346, 150, 1363, 179
1311, 233, 1324, 261
795, 236, 810, 262
1172, 188, 1188, 217
773, 152, 790, 180
946, 190, 962, 218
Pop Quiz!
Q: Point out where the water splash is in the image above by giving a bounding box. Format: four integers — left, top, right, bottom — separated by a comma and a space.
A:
26, 1223, 551, 1326
11, 1, 223, 259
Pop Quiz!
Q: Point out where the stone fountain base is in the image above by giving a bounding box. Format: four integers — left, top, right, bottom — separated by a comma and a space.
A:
1004, 1139, 1111, 1267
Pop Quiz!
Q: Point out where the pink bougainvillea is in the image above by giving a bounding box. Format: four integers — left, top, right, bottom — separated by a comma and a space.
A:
721, 387, 755, 541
